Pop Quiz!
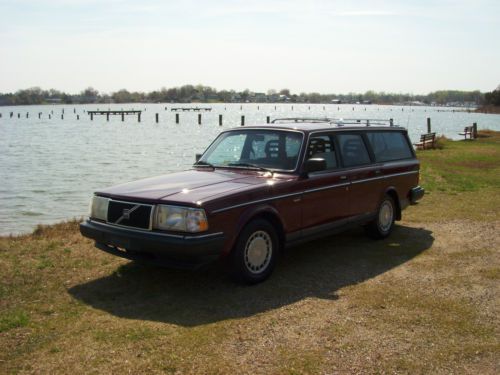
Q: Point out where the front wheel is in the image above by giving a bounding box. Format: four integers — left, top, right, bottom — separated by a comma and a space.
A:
366, 195, 396, 239
230, 219, 278, 284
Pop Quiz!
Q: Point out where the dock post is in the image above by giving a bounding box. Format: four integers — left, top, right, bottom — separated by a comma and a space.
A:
38, 112, 41, 119
390, 118, 394, 126
219, 114, 223, 126
18, 113, 20, 118
121, 113, 124, 122
74, 108, 76, 113
49, 114, 51, 119
138, 112, 141, 122
274, 106, 276, 110
61, 114, 64, 120
308, 106, 310, 110
26, 112, 29, 118
291, 106, 294, 111
240, 105, 242, 110
266, 116, 270, 124
427, 118, 431, 133
175, 113, 179, 124
241, 116, 245, 126
10, 112, 13, 118
77, 115, 80, 120
0, 113, 2, 118
257, 106, 259, 110
472, 123, 477, 139
90, 113, 93, 121
62, 109, 64, 114
198, 114, 201, 125
106, 113, 110, 122
155, 113, 159, 123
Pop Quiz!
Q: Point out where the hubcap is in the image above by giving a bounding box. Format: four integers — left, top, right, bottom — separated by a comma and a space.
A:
378, 200, 394, 232
244, 230, 272, 274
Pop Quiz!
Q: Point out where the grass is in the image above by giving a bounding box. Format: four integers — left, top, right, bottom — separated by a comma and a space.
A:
1, 131, 499, 374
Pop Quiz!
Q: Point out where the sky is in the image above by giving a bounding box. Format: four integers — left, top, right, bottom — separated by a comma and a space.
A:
0, 0, 499, 94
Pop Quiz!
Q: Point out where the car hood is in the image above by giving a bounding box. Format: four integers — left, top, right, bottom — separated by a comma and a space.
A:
96, 168, 279, 204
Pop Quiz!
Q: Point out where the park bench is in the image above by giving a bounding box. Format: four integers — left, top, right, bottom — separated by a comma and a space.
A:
413, 132, 436, 150
459, 126, 474, 140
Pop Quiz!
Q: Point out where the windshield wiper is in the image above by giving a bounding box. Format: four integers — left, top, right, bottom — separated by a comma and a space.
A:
228, 162, 274, 174
193, 160, 215, 168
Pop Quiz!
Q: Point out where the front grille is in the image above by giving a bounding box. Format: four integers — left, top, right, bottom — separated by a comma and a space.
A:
107, 200, 153, 230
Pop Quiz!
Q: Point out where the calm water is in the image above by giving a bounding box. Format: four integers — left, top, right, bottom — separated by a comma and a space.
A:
1, 103, 499, 235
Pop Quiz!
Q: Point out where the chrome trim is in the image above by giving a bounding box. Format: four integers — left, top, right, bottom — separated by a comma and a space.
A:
351, 170, 419, 185
304, 182, 350, 193
211, 191, 303, 214
211, 170, 419, 214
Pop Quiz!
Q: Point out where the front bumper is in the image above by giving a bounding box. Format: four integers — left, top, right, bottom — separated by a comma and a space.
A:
80, 220, 225, 269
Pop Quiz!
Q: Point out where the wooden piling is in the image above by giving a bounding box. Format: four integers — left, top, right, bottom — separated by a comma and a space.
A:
266, 116, 270, 124
26, 112, 29, 118
427, 118, 431, 133
73, 108, 76, 113
390, 118, 394, 126
106, 113, 110, 122
198, 114, 202, 125
121, 113, 124, 122
10, 112, 13, 118
18, 113, 20, 118
241, 115, 245, 126
38, 113, 41, 119
473, 123, 477, 139
77, 115, 80, 120
175, 113, 179, 124
219, 114, 223, 126
61, 114, 64, 120
90, 113, 93, 121
138, 112, 141, 122
257, 106, 260, 110
155, 113, 159, 123
49, 114, 51, 119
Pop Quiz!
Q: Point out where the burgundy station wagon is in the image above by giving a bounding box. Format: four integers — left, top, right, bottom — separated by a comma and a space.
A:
80, 118, 424, 283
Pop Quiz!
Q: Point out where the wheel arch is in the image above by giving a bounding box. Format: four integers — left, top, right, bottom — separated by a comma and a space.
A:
225, 205, 286, 256
384, 187, 401, 221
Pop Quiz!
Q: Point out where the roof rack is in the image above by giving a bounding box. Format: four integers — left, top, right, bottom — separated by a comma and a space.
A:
271, 117, 332, 124
271, 117, 397, 127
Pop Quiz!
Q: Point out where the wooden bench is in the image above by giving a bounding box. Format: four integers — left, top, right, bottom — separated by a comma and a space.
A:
413, 133, 436, 150
459, 126, 474, 139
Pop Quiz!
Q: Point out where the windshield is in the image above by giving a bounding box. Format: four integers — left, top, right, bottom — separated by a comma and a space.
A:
199, 129, 304, 171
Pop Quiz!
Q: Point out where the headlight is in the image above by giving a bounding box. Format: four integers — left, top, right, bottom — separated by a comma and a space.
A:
154, 205, 208, 233
90, 195, 109, 221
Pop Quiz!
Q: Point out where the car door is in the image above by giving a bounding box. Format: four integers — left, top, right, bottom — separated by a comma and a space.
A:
336, 132, 380, 218
299, 132, 351, 232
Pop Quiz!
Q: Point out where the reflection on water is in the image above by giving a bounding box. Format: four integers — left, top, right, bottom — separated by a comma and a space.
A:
1, 103, 499, 235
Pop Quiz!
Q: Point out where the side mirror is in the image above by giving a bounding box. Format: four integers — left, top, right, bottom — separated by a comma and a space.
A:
304, 158, 326, 174
195, 153, 202, 162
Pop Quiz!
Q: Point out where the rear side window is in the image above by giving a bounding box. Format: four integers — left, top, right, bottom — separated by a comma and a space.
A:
366, 131, 413, 162
338, 134, 371, 167
307, 134, 338, 170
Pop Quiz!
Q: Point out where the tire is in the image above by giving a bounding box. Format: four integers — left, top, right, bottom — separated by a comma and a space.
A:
230, 219, 278, 284
366, 194, 396, 239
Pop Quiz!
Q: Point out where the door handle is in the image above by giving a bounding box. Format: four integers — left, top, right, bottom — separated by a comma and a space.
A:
340, 175, 348, 180
374, 170, 382, 175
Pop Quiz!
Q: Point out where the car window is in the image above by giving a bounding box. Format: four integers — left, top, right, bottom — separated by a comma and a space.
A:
338, 134, 371, 167
366, 131, 413, 162
202, 130, 303, 171
307, 134, 338, 170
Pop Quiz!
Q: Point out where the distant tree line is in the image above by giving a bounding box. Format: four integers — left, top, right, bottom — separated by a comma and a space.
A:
484, 85, 500, 106
0, 85, 491, 106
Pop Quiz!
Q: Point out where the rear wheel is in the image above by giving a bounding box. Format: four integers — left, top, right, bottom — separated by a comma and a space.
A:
366, 195, 396, 239
230, 219, 278, 284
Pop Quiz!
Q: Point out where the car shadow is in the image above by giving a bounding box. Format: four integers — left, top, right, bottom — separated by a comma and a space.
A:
69, 224, 433, 327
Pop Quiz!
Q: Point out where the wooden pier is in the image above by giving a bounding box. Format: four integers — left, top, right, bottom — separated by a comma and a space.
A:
170, 107, 212, 112
87, 110, 142, 122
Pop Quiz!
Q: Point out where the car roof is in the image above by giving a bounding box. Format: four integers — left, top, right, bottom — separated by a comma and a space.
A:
228, 122, 405, 134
